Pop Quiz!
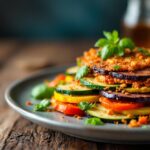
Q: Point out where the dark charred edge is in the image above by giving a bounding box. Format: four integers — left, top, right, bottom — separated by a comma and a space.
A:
100, 90, 150, 103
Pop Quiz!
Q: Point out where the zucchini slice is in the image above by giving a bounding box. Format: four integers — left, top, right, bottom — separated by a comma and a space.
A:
122, 107, 150, 116
56, 83, 99, 95
53, 91, 99, 103
125, 87, 150, 93
87, 104, 131, 120
66, 66, 79, 75
80, 77, 119, 90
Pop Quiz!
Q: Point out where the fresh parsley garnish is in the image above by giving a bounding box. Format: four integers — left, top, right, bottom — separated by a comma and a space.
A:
75, 65, 89, 80
113, 65, 121, 71
34, 99, 50, 111
95, 30, 135, 60
138, 48, 150, 56
78, 102, 95, 111
85, 117, 104, 126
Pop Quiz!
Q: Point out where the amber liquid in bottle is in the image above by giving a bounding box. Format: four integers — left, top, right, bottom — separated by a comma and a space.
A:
122, 0, 150, 48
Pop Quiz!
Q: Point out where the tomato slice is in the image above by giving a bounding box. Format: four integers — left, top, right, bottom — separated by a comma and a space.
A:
48, 74, 66, 87
99, 97, 144, 112
52, 100, 85, 116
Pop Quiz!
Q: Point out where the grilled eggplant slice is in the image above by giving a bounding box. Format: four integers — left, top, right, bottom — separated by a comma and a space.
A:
93, 66, 150, 81
110, 68, 150, 81
100, 90, 150, 102
93, 65, 109, 75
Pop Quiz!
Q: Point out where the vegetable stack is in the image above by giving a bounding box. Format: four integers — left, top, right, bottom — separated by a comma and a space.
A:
32, 30, 150, 126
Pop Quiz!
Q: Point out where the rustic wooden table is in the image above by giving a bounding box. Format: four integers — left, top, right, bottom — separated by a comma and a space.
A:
0, 40, 150, 150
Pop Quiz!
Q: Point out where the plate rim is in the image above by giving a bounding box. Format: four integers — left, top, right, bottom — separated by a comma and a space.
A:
4, 65, 150, 133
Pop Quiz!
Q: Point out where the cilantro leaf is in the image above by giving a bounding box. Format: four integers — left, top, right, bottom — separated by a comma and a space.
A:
85, 117, 104, 126
34, 99, 50, 111
75, 66, 89, 80
78, 102, 95, 111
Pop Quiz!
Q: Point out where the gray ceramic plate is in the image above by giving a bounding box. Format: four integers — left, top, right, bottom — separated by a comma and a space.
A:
5, 65, 150, 144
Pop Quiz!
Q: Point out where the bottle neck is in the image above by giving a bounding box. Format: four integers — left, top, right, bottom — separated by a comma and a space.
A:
124, 0, 150, 27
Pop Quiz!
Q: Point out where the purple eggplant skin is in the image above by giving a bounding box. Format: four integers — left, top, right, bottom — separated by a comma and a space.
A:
93, 66, 150, 81
110, 68, 150, 81
100, 90, 150, 103
93, 66, 109, 75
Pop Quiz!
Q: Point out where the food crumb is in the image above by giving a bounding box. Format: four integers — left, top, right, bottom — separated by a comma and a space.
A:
121, 119, 127, 124
74, 115, 82, 120
128, 119, 140, 128
114, 121, 119, 125
25, 101, 32, 106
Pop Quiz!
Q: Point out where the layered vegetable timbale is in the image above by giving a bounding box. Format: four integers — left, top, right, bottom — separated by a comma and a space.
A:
29, 30, 150, 127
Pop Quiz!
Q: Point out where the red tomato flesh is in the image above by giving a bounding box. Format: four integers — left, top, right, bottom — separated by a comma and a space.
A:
52, 100, 85, 116
99, 97, 144, 112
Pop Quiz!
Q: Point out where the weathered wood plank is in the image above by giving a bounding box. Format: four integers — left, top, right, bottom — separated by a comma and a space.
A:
0, 108, 19, 150
10, 40, 94, 70
2, 117, 97, 150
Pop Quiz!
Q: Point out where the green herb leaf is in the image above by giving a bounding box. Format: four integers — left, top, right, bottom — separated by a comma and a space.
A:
138, 48, 150, 56
113, 65, 121, 70
78, 102, 95, 111
112, 30, 119, 43
34, 99, 50, 111
101, 45, 115, 60
97, 50, 101, 57
95, 38, 108, 47
117, 46, 124, 56
31, 84, 55, 100
95, 30, 136, 60
85, 117, 104, 126
103, 31, 112, 40
75, 66, 89, 80
119, 38, 135, 50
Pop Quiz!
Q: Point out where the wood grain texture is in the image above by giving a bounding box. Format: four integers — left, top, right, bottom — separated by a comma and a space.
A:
0, 41, 150, 150
2, 117, 97, 150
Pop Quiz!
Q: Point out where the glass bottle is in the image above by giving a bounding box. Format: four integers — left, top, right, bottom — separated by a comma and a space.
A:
122, 0, 150, 48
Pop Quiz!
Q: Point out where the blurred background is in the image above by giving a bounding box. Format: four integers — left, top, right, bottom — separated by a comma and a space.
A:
0, 0, 150, 71
0, 0, 127, 40
0, 0, 150, 108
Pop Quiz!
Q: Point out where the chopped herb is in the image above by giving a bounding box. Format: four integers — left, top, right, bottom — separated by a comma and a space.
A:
95, 30, 135, 60
113, 65, 121, 71
75, 65, 89, 80
34, 99, 50, 111
85, 117, 104, 126
78, 102, 95, 111
138, 48, 150, 56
